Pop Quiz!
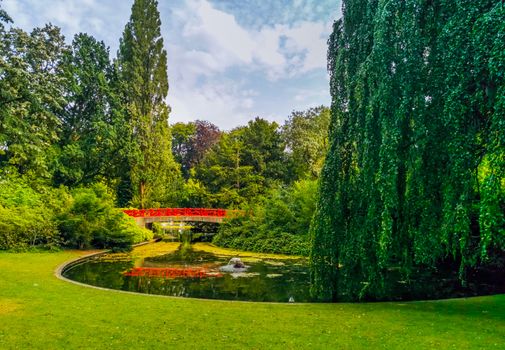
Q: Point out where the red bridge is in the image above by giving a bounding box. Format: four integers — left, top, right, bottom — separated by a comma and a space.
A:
123, 208, 244, 227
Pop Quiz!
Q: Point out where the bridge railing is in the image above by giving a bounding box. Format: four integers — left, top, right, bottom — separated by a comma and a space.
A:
123, 208, 245, 219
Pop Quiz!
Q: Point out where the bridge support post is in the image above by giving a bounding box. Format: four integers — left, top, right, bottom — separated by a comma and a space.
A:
134, 217, 146, 228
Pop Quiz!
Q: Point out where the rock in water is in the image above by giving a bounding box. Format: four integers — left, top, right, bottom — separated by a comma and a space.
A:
228, 257, 245, 268
219, 257, 249, 273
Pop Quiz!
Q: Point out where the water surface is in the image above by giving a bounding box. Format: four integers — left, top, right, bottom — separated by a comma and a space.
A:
63, 242, 505, 302
63, 242, 311, 302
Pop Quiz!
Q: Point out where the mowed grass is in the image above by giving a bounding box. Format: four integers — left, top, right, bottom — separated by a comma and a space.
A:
0, 251, 504, 349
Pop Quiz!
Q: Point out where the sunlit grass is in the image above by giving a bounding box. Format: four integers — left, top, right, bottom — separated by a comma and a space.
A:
0, 251, 504, 349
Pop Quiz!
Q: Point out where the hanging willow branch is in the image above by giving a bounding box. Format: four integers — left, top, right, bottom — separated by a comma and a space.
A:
310, 0, 505, 301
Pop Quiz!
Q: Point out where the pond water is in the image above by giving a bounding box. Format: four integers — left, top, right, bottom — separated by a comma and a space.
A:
63, 241, 505, 302
63, 242, 311, 302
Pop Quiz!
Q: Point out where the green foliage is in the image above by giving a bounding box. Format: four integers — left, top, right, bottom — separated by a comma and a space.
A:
172, 120, 221, 179
0, 176, 59, 250
172, 121, 197, 176
0, 23, 68, 178
194, 118, 286, 207
0, 171, 150, 252
54, 33, 129, 193
151, 222, 163, 237
117, 0, 180, 209
57, 184, 152, 251
311, 0, 505, 301
282, 106, 331, 179
213, 179, 318, 256
178, 178, 212, 208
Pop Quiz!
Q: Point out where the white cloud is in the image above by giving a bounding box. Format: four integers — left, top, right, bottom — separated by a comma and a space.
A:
173, 0, 330, 80
2, 0, 129, 53
169, 79, 256, 129
4, 0, 102, 34
282, 21, 329, 73
183, 0, 256, 65
4, 0, 336, 129
164, 0, 333, 126
2, 0, 31, 28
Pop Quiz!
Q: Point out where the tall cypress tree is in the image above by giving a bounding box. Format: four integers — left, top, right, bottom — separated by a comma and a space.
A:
117, 0, 179, 209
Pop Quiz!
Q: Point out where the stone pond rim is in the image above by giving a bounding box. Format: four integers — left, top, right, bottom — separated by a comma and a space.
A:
54, 248, 308, 304
55, 242, 505, 304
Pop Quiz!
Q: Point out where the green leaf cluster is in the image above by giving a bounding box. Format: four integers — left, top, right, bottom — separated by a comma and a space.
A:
57, 183, 152, 251
117, 0, 181, 209
213, 179, 318, 256
311, 0, 505, 301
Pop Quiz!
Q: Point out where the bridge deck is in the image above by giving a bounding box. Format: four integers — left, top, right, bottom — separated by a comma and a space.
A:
123, 208, 244, 227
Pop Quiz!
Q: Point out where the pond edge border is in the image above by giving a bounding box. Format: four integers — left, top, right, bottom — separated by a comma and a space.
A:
53, 241, 303, 305
54, 241, 498, 305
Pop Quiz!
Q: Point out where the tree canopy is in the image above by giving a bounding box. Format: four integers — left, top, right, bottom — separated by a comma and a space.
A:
310, 0, 505, 301
117, 0, 180, 208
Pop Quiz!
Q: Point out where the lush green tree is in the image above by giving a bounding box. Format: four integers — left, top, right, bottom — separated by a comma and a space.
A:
0, 20, 68, 178
196, 120, 282, 207
177, 178, 212, 208
54, 33, 129, 191
240, 117, 286, 184
57, 183, 152, 250
117, 0, 180, 208
172, 121, 196, 176
195, 128, 254, 207
194, 117, 286, 207
282, 106, 330, 179
214, 179, 318, 256
311, 0, 505, 301
189, 114, 326, 208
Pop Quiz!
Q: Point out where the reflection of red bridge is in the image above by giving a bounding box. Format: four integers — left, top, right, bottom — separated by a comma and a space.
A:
123, 208, 245, 227
124, 267, 223, 279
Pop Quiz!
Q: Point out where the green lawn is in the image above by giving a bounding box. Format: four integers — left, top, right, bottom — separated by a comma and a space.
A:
0, 251, 504, 349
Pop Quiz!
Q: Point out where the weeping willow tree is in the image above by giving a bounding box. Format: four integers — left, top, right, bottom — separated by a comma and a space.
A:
310, 0, 505, 301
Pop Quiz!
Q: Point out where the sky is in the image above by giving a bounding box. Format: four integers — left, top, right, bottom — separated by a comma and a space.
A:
2, 0, 342, 130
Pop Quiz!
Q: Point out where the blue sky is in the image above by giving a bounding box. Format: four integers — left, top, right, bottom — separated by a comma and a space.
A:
3, 0, 342, 129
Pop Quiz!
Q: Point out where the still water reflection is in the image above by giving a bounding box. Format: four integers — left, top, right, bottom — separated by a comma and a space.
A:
63, 242, 505, 302
63, 243, 311, 302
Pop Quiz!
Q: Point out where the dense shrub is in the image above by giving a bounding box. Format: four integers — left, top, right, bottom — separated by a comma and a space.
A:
0, 177, 59, 250
213, 179, 317, 256
0, 206, 59, 250
0, 176, 152, 251
57, 184, 152, 251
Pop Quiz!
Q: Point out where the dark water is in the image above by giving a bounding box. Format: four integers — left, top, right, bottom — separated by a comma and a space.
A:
63, 243, 505, 302
63, 243, 311, 302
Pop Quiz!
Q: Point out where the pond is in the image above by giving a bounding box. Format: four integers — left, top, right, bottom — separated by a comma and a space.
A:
63, 242, 311, 302
62, 241, 505, 302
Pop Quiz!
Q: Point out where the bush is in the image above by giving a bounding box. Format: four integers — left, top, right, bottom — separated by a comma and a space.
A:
0, 177, 60, 250
0, 205, 60, 250
0, 174, 152, 251
57, 183, 152, 251
212, 180, 317, 256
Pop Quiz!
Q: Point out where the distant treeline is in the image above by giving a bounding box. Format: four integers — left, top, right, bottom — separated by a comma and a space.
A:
0, 1, 330, 254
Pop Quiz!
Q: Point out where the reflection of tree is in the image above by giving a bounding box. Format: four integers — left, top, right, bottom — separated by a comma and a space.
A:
143, 244, 223, 267
65, 248, 315, 302
65, 260, 134, 290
